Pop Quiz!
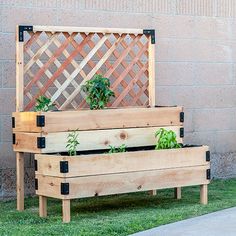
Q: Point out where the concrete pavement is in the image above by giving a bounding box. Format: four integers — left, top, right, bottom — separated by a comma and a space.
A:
131, 207, 236, 236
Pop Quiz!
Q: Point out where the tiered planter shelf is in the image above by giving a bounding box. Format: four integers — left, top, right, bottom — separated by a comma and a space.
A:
13, 25, 210, 222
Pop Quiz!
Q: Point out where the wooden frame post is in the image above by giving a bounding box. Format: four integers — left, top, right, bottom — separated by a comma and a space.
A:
16, 25, 25, 211
174, 187, 182, 199
200, 184, 208, 204
147, 30, 156, 196
62, 199, 71, 223
39, 196, 47, 217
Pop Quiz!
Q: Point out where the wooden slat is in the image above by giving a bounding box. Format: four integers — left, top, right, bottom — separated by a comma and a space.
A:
13, 126, 183, 153
33, 25, 143, 34
16, 25, 24, 112
16, 152, 24, 211
35, 146, 209, 177
148, 36, 156, 106
35, 165, 210, 199
13, 107, 183, 132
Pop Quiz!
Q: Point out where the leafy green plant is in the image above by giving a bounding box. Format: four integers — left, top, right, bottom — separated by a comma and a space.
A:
108, 144, 127, 153
34, 95, 55, 112
155, 128, 181, 150
66, 130, 80, 156
82, 74, 115, 110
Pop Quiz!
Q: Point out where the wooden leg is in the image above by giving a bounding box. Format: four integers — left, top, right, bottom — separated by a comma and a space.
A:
39, 196, 47, 217
62, 199, 71, 223
16, 152, 24, 211
200, 184, 208, 205
174, 187, 181, 199
149, 190, 157, 196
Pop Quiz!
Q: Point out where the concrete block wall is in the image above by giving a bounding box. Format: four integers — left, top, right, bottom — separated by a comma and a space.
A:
1, 0, 236, 199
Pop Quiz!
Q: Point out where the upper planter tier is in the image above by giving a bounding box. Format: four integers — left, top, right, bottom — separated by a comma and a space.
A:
12, 106, 184, 133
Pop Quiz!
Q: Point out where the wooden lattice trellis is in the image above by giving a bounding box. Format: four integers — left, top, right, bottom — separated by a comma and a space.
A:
16, 26, 155, 112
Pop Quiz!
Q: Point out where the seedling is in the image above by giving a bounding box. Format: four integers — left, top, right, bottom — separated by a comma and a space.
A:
66, 130, 80, 156
108, 144, 127, 153
82, 74, 115, 110
34, 95, 55, 112
155, 128, 181, 150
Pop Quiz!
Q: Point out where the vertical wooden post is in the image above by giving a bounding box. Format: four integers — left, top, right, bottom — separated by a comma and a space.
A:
148, 32, 156, 196
62, 199, 71, 223
16, 152, 24, 211
174, 187, 182, 199
39, 196, 47, 217
16, 25, 25, 211
200, 184, 208, 204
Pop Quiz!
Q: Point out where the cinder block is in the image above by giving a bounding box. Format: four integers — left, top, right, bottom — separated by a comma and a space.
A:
31, 8, 57, 25
157, 62, 195, 86
155, 86, 174, 106
1, 115, 12, 142
194, 63, 233, 85
0, 89, 15, 114
2, 61, 15, 88
0, 142, 16, 169
57, 0, 85, 9
193, 108, 235, 132
185, 131, 216, 152
215, 130, 236, 153
194, 17, 231, 41
2, 6, 31, 33
153, 15, 195, 39
176, 0, 215, 16
0, 33, 15, 60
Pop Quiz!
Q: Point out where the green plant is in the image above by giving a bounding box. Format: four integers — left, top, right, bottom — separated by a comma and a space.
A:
82, 74, 115, 110
155, 128, 181, 150
66, 130, 80, 156
108, 144, 127, 153
34, 95, 55, 112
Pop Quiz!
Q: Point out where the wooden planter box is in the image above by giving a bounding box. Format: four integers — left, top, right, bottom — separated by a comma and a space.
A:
12, 106, 184, 153
35, 145, 210, 222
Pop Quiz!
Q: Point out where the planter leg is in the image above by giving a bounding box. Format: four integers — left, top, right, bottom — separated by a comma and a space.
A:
200, 184, 208, 205
149, 190, 157, 196
39, 196, 47, 217
16, 152, 24, 211
174, 187, 181, 199
62, 199, 71, 223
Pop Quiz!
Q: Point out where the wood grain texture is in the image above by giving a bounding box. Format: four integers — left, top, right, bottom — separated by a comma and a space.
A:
13, 126, 183, 153
35, 146, 209, 177
35, 165, 210, 199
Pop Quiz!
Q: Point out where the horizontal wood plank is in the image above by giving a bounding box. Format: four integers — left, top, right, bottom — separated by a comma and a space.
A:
36, 165, 210, 199
13, 126, 182, 153
33, 26, 143, 34
12, 107, 183, 132
35, 146, 209, 177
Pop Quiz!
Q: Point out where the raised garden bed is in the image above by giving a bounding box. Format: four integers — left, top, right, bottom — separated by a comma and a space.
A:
12, 106, 184, 153
35, 145, 210, 222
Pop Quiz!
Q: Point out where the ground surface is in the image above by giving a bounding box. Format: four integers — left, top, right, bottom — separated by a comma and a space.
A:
0, 179, 236, 236
132, 206, 236, 236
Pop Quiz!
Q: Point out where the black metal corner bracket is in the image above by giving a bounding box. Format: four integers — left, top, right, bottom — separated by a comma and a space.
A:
12, 133, 16, 144
60, 161, 69, 173
35, 179, 38, 190
206, 169, 211, 180
206, 151, 210, 162
61, 183, 69, 195
34, 159, 38, 171
180, 112, 184, 123
36, 115, 45, 127
37, 137, 46, 149
143, 29, 155, 44
12, 117, 15, 128
180, 127, 184, 138
18, 25, 33, 42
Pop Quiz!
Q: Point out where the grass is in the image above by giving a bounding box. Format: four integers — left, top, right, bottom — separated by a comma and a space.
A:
0, 179, 236, 236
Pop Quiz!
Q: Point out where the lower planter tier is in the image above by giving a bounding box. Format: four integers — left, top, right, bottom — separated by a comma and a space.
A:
35, 145, 210, 200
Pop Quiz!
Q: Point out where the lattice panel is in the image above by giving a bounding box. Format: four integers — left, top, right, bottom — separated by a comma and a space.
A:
16, 26, 154, 111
